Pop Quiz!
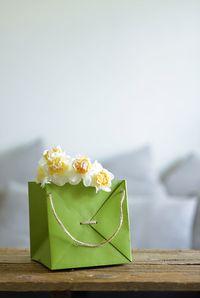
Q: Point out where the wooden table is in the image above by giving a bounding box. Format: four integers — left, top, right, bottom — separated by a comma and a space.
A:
0, 249, 200, 296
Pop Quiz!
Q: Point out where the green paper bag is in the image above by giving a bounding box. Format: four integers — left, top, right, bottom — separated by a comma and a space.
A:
28, 179, 132, 270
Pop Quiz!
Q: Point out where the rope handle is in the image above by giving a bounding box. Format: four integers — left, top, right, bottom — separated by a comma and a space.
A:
48, 190, 125, 248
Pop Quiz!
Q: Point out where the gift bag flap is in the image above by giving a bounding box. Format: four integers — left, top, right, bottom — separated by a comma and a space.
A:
91, 180, 132, 261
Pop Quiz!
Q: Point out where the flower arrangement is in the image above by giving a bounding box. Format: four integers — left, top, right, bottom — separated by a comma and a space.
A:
36, 146, 114, 192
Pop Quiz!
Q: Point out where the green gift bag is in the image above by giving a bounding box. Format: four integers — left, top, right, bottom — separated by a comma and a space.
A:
28, 179, 132, 270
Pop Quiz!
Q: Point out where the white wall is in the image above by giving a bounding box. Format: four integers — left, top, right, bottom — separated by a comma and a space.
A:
0, 0, 200, 170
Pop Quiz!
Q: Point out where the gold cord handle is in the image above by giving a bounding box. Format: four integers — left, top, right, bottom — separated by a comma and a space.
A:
48, 190, 125, 248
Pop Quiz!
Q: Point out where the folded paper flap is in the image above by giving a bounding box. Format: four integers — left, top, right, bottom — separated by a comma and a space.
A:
89, 180, 125, 220
91, 180, 132, 261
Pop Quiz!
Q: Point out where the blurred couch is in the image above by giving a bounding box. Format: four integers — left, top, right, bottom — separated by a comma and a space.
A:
0, 140, 199, 249
103, 146, 200, 249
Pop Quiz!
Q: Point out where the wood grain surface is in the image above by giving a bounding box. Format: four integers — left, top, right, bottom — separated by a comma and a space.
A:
0, 249, 200, 292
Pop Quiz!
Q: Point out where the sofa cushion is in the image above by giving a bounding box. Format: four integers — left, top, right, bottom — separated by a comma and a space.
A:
162, 154, 200, 197
0, 139, 44, 189
129, 194, 198, 249
103, 145, 163, 196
